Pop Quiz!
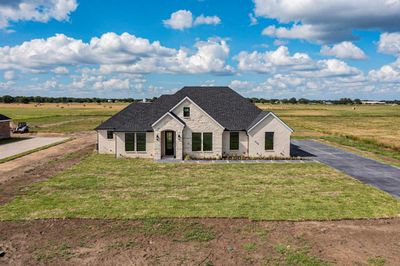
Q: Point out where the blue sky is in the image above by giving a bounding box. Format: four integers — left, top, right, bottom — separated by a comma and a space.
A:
0, 0, 400, 99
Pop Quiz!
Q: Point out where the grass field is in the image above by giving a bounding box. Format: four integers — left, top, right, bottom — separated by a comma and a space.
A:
0, 103, 125, 133
1, 154, 398, 221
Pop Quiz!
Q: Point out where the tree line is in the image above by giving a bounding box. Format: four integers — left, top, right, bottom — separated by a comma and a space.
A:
0, 95, 398, 105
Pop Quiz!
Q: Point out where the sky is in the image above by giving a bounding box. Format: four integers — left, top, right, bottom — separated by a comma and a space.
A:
0, 0, 400, 100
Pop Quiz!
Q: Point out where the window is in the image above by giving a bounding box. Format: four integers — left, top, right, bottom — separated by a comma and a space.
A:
192, 132, 202, 151
107, 130, 113, 139
183, 107, 190, 117
136, 133, 146, 151
125, 133, 135, 151
230, 132, 239, 150
265, 132, 274, 150
203, 133, 213, 151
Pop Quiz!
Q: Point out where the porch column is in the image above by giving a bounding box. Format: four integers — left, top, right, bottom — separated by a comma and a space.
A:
154, 130, 162, 160
176, 130, 183, 160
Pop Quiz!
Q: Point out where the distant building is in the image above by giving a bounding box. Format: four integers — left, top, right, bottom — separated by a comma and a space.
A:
361, 100, 386, 105
0, 114, 11, 140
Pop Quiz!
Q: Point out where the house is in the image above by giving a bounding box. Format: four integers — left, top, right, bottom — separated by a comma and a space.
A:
96, 86, 293, 160
0, 114, 11, 140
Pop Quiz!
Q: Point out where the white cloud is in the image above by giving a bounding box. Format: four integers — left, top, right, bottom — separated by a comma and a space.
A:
249, 13, 257, 26
0, 32, 232, 74
236, 46, 362, 78
254, 0, 400, 43
163, 10, 221, 30
369, 59, 400, 83
52, 66, 69, 74
94, 78, 130, 90
320, 42, 366, 60
4, 70, 15, 80
0, 0, 78, 30
163, 10, 193, 30
378, 32, 400, 56
193, 14, 220, 26
229, 80, 253, 90
236, 46, 313, 73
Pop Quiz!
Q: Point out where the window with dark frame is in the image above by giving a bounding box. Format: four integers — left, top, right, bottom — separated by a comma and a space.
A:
203, 132, 213, 151
265, 132, 274, 150
192, 132, 202, 151
107, 130, 113, 139
183, 107, 190, 117
230, 132, 239, 150
125, 133, 135, 151
136, 133, 146, 151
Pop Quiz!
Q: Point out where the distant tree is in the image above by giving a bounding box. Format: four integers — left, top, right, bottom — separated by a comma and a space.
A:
288, 97, 297, 104
298, 98, 309, 104
3, 95, 14, 103
21, 97, 30, 104
354, 98, 362, 104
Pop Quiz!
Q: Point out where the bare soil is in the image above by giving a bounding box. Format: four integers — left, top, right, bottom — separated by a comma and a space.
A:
0, 218, 399, 265
0, 132, 95, 205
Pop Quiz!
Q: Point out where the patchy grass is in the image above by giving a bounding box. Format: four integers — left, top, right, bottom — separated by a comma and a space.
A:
271, 245, 329, 266
368, 256, 386, 266
0, 155, 398, 221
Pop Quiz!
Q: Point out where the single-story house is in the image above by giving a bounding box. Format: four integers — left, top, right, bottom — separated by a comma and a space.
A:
0, 114, 11, 140
96, 86, 293, 160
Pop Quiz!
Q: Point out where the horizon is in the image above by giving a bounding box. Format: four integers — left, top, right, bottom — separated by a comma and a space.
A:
1, 0, 400, 100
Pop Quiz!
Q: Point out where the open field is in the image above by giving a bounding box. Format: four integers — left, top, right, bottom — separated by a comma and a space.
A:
0, 103, 125, 133
1, 154, 398, 220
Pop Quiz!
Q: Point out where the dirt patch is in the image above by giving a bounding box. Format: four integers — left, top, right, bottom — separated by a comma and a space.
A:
0, 218, 398, 265
0, 132, 95, 205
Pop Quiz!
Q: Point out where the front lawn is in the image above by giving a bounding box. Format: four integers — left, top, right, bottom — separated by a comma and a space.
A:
0, 154, 399, 220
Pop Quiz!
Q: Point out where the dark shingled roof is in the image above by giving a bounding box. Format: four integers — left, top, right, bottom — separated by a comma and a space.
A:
96, 86, 267, 131
0, 114, 11, 121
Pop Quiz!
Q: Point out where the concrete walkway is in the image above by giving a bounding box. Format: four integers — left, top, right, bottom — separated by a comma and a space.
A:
157, 158, 313, 164
0, 137, 68, 160
292, 140, 400, 198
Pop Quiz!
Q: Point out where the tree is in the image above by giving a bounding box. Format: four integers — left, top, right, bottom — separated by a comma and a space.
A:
288, 97, 297, 104
3, 95, 14, 103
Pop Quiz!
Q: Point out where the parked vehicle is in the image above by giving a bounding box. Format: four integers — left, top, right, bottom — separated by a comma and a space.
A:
13, 122, 29, 133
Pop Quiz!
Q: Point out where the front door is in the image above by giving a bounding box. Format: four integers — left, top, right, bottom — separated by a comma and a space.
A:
165, 131, 174, 156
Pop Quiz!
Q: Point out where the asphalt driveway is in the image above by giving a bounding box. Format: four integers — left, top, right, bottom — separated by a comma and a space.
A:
0, 137, 68, 160
291, 140, 400, 198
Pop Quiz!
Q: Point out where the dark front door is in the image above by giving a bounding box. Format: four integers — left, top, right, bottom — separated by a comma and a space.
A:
165, 131, 174, 156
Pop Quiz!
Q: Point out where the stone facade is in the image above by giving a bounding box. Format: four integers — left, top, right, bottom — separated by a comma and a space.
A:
0, 121, 10, 140
97, 101, 292, 160
170, 98, 224, 159
248, 115, 291, 157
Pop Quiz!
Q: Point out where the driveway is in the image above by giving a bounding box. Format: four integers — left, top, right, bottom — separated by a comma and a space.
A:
0, 136, 68, 160
292, 140, 400, 198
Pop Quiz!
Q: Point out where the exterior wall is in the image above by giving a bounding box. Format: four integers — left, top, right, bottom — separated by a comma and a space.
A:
115, 132, 154, 158
97, 130, 115, 154
152, 114, 184, 160
171, 99, 224, 159
248, 115, 291, 157
0, 121, 10, 140
222, 131, 248, 156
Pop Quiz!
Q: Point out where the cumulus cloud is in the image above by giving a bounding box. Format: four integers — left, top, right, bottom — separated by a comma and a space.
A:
52, 66, 69, 74
378, 32, 400, 56
0, 32, 232, 75
320, 42, 366, 60
163, 10, 220, 30
236, 46, 362, 78
369, 58, 400, 83
4, 70, 15, 80
254, 0, 400, 43
0, 0, 78, 30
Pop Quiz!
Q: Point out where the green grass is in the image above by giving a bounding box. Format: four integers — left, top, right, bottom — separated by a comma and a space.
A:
271, 244, 329, 266
0, 154, 398, 221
